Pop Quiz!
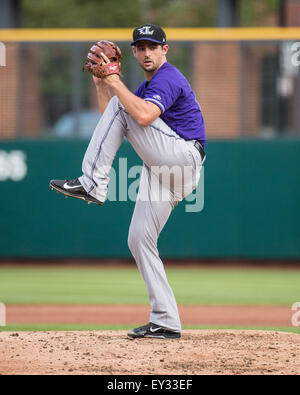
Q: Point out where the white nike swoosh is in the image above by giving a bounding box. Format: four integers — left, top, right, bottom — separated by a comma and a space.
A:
63, 182, 80, 190
149, 326, 163, 333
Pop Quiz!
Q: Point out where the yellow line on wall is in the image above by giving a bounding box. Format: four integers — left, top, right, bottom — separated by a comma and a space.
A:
167, 27, 300, 41
0, 27, 299, 43
0, 28, 132, 42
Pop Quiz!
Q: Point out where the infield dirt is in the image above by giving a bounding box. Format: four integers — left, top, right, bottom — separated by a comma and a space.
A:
0, 330, 299, 375
5, 304, 294, 326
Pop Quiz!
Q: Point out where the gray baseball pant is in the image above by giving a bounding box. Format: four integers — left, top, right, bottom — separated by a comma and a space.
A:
79, 96, 203, 332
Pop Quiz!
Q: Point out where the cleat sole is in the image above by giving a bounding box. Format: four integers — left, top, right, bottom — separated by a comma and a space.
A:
49, 182, 103, 206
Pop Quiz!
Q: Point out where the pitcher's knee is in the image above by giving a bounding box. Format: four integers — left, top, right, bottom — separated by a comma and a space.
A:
109, 95, 122, 108
128, 226, 149, 255
128, 228, 141, 254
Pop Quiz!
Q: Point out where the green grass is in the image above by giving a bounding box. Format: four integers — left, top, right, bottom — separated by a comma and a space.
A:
0, 266, 299, 305
0, 323, 299, 334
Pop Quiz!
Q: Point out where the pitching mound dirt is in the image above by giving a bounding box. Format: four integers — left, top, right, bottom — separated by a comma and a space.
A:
0, 330, 299, 375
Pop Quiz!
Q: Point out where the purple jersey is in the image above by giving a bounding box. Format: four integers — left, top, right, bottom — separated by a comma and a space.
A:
134, 62, 206, 148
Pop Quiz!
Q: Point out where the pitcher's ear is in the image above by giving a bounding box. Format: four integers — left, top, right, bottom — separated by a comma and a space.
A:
162, 44, 169, 55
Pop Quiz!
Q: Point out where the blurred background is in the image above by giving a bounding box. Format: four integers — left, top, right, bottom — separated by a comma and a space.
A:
0, 0, 299, 261
1, 0, 300, 139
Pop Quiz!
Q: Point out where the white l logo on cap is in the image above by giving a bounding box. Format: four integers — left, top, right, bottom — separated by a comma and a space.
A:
138, 26, 154, 35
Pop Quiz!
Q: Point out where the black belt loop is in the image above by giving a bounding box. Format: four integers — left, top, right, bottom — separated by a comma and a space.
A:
193, 140, 206, 162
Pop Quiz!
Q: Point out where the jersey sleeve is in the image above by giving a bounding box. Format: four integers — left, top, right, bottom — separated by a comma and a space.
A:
134, 83, 144, 97
141, 76, 181, 114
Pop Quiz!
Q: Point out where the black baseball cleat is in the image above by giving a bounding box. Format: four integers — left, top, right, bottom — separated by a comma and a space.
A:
49, 178, 103, 206
127, 322, 181, 339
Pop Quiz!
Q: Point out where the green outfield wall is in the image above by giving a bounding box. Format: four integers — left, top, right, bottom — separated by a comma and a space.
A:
0, 138, 299, 259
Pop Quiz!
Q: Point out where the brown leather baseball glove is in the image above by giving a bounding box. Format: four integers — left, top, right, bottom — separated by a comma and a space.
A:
83, 40, 122, 79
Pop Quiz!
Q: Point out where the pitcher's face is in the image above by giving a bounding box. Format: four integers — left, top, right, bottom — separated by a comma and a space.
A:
133, 41, 168, 73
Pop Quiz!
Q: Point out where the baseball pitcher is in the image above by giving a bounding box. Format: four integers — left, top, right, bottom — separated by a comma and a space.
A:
50, 24, 206, 339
